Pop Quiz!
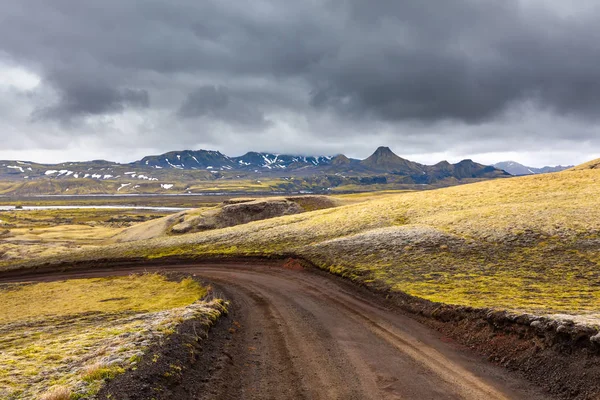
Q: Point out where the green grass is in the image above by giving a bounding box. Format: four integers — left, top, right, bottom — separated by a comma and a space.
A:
0, 274, 226, 400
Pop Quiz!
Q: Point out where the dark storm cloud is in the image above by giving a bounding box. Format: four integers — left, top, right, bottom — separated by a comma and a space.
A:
179, 86, 229, 118
1, 0, 600, 163
35, 79, 149, 121
178, 85, 269, 128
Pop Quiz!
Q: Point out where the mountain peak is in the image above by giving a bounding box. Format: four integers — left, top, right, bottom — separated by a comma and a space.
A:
362, 147, 404, 167
360, 146, 425, 174
331, 154, 351, 165
373, 146, 394, 155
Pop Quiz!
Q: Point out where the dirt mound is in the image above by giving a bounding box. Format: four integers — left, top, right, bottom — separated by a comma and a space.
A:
114, 195, 341, 242
282, 258, 305, 271
171, 196, 339, 235
284, 195, 340, 211
170, 199, 302, 234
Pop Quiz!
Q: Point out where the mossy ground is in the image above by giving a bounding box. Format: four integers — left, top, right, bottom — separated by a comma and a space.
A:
0, 208, 171, 261
73, 169, 600, 317
5, 169, 600, 318
0, 274, 225, 400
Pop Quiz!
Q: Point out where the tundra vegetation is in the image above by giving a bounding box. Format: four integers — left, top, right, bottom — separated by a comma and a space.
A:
5, 167, 600, 318
10, 167, 599, 319
0, 208, 173, 261
0, 273, 226, 400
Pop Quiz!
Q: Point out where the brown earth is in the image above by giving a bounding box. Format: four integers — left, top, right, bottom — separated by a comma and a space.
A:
2, 261, 563, 400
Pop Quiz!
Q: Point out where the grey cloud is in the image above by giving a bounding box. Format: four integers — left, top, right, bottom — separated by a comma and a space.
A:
0, 0, 600, 165
35, 84, 149, 121
5, 0, 600, 123
179, 85, 229, 117
179, 85, 269, 128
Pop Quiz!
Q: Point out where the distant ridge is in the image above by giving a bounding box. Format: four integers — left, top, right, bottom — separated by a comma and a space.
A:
0, 147, 510, 195
493, 161, 573, 176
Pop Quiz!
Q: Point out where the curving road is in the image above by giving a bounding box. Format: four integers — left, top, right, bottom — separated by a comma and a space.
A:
3, 262, 549, 399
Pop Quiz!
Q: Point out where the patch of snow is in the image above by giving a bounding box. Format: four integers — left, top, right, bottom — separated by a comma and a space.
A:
103, 174, 113, 179
207, 166, 213, 169
7, 165, 24, 173
161, 184, 174, 190
154, 166, 163, 169
176, 155, 181, 160
45, 170, 58, 175
124, 171, 136, 175
65, 171, 73, 176
192, 156, 200, 164
117, 183, 131, 192
73, 174, 79, 178
165, 158, 183, 169
58, 169, 69, 175
27, 167, 32, 171
91, 174, 102, 179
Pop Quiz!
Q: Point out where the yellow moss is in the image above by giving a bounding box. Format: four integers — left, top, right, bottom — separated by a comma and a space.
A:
82, 364, 125, 383
0, 274, 206, 324
0, 274, 220, 400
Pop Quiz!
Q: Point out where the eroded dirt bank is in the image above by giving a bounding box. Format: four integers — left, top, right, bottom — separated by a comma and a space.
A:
1, 261, 562, 400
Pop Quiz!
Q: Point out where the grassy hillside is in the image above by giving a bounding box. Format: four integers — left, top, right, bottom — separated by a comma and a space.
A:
7, 169, 600, 317
0, 274, 226, 400
0, 208, 172, 262
571, 158, 600, 170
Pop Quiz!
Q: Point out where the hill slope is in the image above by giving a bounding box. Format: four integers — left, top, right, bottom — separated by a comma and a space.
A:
571, 158, 600, 170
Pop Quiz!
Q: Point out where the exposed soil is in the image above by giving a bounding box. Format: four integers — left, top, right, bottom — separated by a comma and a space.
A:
2, 260, 562, 400
96, 305, 235, 400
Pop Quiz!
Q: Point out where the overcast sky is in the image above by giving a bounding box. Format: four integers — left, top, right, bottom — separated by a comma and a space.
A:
1, 0, 600, 167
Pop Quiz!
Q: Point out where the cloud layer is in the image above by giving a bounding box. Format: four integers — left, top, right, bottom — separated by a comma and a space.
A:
1, 0, 600, 166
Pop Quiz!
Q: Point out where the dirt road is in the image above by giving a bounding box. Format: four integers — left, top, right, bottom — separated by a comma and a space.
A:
3, 262, 550, 399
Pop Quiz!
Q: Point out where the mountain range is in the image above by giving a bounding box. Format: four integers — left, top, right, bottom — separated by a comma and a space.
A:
492, 161, 573, 176
0, 147, 513, 195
